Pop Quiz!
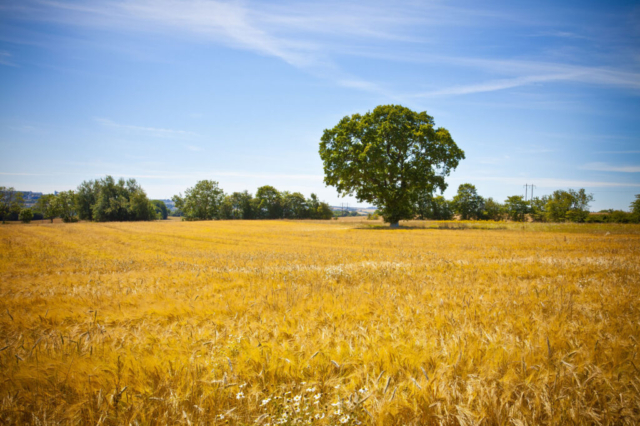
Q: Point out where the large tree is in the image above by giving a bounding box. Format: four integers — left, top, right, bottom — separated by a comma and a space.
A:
319, 105, 464, 227
172, 180, 225, 220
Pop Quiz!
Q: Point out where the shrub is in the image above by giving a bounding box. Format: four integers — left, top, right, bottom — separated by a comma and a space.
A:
19, 208, 33, 223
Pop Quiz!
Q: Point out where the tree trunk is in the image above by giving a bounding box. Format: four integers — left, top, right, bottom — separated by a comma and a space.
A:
390, 221, 400, 229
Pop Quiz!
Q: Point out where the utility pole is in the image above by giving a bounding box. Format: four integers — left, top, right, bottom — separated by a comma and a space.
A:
530, 184, 536, 200
524, 184, 529, 201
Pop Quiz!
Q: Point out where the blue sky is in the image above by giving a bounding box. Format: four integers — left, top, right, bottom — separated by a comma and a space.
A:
1, 0, 639, 210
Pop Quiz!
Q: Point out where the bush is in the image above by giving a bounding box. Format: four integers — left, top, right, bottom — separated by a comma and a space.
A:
585, 214, 605, 223
19, 208, 33, 223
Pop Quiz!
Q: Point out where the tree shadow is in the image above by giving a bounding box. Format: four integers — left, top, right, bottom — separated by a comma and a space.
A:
353, 223, 509, 231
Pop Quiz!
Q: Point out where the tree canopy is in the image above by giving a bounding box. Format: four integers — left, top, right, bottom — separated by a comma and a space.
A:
36, 194, 60, 223
151, 200, 169, 220
91, 176, 156, 222
0, 187, 24, 224
319, 105, 464, 227
172, 180, 225, 221
452, 184, 484, 220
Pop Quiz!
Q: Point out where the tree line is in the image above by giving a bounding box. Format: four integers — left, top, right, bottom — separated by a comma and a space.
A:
0, 176, 334, 223
2, 178, 639, 224
414, 183, 640, 223
171, 180, 334, 220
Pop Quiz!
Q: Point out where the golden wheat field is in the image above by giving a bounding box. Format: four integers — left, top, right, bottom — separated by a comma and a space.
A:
1, 219, 639, 425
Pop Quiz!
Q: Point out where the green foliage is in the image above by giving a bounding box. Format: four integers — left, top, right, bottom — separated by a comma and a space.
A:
483, 197, 504, 221
529, 197, 548, 222
91, 176, 156, 222
0, 187, 24, 223
19, 208, 33, 223
430, 196, 454, 220
255, 185, 283, 219
317, 203, 333, 219
36, 194, 60, 223
173, 180, 225, 221
221, 191, 255, 220
282, 192, 308, 219
76, 180, 98, 221
415, 193, 454, 220
55, 190, 79, 222
630, 194, 640, 222
545, 189, 593, 223
151, 200, 169, 220
452, 184, 484, 220
504, 195, 529, 222
586, 210, 636, 224
319, 104, 464, 226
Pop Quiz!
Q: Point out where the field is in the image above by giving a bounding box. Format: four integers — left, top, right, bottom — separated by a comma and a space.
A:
1, 219, 639, 425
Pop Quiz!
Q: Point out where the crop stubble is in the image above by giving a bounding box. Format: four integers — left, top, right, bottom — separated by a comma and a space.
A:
0, 220, 639, 424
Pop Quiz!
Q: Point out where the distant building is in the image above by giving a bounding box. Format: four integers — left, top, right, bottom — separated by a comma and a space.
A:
9, 190, 44, 208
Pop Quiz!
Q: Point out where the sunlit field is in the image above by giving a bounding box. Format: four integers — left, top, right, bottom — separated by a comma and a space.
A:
1, 220, 639, 425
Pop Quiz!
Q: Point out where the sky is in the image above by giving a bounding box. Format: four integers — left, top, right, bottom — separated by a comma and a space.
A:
1, 0, 639, 211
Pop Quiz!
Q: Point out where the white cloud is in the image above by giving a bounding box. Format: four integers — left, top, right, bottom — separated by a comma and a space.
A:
95, 118, 197, 138
581, 162, 640, 173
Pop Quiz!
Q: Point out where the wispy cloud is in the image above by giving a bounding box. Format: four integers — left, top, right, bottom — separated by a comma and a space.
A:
581, 162, 640, 173
414, 73, 578, 97
1, 169, 323, 181
0, 172, 42, 176
95, 118, 197, 138
5, 0, 640, 99
413, 64, 640, 97
187, 145, 203, 152
0, 50, 18, 67
452, 175, 640, 188
595, 150, 640, 154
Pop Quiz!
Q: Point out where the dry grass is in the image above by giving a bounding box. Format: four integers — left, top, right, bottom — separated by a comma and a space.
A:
1, 220, 639, 425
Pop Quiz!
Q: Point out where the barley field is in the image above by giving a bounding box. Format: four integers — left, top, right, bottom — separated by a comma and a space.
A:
1, 220, 639, 425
